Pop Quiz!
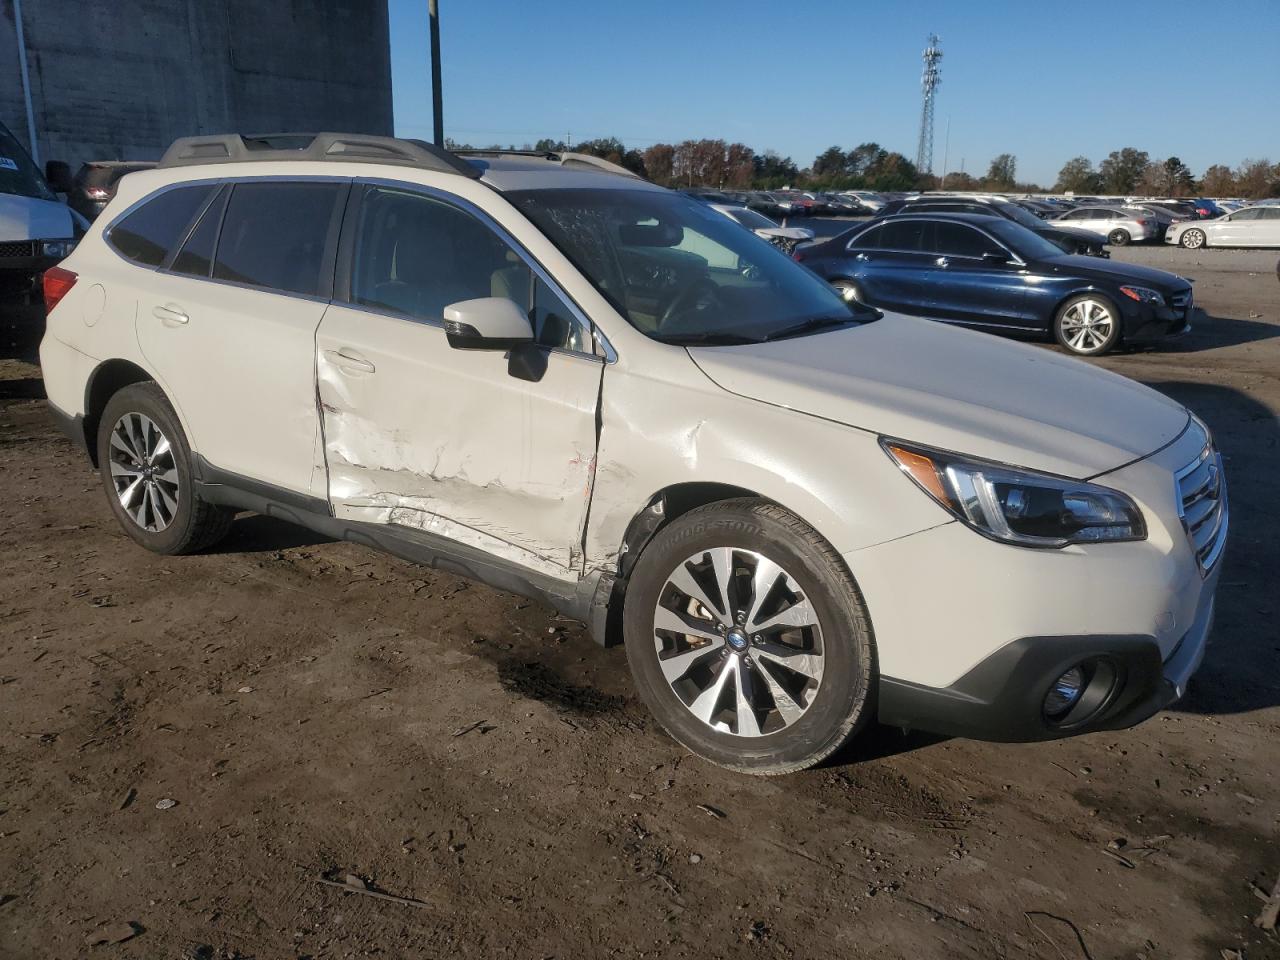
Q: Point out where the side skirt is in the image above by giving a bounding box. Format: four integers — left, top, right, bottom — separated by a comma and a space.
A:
192, 457, 613, 645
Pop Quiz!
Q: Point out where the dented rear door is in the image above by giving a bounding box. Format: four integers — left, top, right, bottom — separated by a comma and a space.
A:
315, 183, 603, 577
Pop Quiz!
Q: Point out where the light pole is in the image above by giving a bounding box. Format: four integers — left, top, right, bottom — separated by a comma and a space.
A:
429, 0, 443, 146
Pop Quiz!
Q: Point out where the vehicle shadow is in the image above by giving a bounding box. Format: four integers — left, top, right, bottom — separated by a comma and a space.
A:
1122, 306, 1280, 354
214, 513, 334, 554
1132, 379, 1279, 718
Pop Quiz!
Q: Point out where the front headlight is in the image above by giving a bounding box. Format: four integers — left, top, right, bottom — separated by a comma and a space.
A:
41, 239, 75, 258
1119, 285, 1165, 305
883, 440, 1146, 547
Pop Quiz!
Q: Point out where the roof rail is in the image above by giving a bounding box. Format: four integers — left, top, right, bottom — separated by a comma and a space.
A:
454, 149, 643, 180
158, 132, 479, 178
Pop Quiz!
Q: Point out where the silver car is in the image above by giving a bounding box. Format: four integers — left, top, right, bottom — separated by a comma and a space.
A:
1052, 205, 1160, 246
1166, 206, 1280, 249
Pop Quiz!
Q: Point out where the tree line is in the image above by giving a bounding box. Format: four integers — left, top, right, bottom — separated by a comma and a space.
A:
444, 135, 1280, 198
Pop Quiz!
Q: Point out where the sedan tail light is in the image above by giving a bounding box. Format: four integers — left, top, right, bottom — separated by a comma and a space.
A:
42, 266, 78, 313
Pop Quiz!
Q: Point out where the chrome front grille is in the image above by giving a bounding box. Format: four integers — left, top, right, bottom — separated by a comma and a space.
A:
1176, 442, 1227, 575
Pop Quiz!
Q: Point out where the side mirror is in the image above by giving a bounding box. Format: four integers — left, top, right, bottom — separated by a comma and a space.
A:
981, 250, 1011, 263
443, 297, 534, 350
44, 160, 73, 194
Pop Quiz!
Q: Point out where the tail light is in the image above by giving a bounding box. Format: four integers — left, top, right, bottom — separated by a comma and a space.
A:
42, 266, 78, 313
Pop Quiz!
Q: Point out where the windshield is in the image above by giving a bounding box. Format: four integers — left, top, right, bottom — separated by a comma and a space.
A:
725, 206, 778, 230
0, 123, 55, 201
985, 219, 1068, 261
508, 188, 869, 344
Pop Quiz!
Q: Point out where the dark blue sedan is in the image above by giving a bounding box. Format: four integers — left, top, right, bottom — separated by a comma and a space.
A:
794, 213, 1194, 356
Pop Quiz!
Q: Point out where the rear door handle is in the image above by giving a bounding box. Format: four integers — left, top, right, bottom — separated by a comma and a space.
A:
934, 257, 950, 268
854, 253, 871, 262
152, 303, 189, 326
323, 348, 375, 375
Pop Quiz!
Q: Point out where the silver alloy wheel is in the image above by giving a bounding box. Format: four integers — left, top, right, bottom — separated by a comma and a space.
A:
1059, 298, 1115, 354
107, 412, 180, 532
653, 547, 824, 737
1182, 229, 1205, 249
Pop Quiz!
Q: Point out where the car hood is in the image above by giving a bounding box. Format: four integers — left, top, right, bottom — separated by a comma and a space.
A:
688, 314, 1189, 478
1040, 254, 1191, 291
0, 193, 74, 242
1043, 224, 1107, 243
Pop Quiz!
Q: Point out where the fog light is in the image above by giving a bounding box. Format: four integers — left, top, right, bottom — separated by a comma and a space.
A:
1043, 666, 1086, 720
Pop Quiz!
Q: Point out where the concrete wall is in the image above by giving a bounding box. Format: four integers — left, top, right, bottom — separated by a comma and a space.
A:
0, 0, 392, 168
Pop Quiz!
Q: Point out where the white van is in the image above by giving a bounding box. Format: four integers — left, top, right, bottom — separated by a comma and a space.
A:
0, 120, 79, 305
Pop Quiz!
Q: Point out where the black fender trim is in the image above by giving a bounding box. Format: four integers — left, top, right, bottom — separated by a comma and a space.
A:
192, 457, 608, 643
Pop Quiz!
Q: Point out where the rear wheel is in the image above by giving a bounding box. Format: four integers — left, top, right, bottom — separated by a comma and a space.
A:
1107, 228, 1131, 246
623, 499, 874, 776
1181, 228, 1206, 250
1054, 295, 1121, 356
96, 382, 233, 555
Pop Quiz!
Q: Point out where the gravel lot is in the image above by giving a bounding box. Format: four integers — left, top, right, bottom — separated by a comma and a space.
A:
1, 243, 1278, 959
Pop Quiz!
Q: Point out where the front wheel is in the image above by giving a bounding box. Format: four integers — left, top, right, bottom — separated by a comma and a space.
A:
1054, 295, 1121, 356
1181, 228, 1206, 250
623, 499, 874, 776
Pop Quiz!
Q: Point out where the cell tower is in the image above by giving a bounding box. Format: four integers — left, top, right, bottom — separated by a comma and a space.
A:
915, 34, 943, 175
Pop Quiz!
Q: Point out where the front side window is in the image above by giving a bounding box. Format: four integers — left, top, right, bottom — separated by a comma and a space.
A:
348, 186, 587, 351
110, 185, 216, 268
932, 223, 1002, 259
212, 181, 342, 296
509, 188, 867, 344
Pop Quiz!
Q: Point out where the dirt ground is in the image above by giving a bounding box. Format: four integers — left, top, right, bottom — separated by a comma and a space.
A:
2, 244, 1278, 960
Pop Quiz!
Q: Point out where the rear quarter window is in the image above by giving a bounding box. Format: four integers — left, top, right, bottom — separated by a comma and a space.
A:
109, 185, 216, 267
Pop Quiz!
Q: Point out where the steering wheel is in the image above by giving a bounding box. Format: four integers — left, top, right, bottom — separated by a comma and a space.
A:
657, 278, 721, 333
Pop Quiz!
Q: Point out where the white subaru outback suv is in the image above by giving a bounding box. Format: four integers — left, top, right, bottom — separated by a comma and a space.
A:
39, 133, 1226, 775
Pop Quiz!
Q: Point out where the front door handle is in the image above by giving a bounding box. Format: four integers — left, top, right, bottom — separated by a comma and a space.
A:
323, 348, 376, 375
854, 253, 871, 262
152, 303, 189, 326
934, 257, 950, 268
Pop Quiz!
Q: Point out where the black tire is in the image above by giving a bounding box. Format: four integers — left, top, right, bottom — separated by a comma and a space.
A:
623, 498, 875, 776
1107, 228, 1131, 247
1052, 294, 1122, 356
1181, 228, 1207, 250
96, 382, 233, 555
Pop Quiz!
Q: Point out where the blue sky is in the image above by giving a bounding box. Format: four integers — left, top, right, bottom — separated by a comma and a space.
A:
388, 0, 1280, 186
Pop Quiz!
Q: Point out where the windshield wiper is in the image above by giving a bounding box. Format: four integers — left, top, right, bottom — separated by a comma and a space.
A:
657, 332, 767, 346
759, 312, 874, 342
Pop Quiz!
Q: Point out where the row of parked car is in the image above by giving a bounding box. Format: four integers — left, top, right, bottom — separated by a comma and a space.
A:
684, 184, 1279, 251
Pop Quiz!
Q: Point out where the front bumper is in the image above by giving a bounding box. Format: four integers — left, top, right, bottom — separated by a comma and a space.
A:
850, 417, 1223, 743
1122, 293, 1194, 342
877, 589, 1213, 741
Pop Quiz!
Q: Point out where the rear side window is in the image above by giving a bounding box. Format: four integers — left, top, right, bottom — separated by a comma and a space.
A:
110, 185, 215, 267
848, 224, 883, 249
880, 220, 928, 251
170, 187, 228, 278
212, 182, 343, 296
